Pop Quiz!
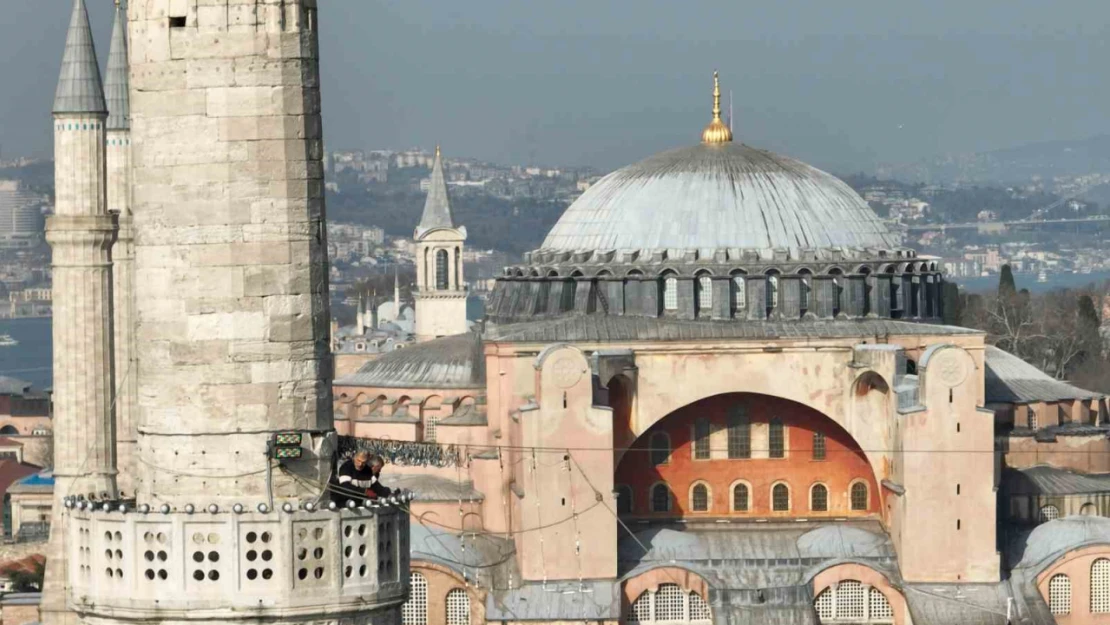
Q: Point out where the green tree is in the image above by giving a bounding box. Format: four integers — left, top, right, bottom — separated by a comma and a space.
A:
998, 264, 1016, 299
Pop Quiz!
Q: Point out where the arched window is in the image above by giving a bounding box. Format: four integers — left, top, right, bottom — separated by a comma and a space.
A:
727, 405, 750, 459
814, 588, 834, 620
562, 275, 578, 311
689, 592, 712, 621
692, 419, 710, 460
650, 432, 671, 466
616, 485, 633, 515
769, 418, 785, 458
1082, 503, 1098, 516
836, 580, 865, 619
423, 248, 430, 288
869, 587, 893, 620
815, 582, 892, 624
446, 589, 470, 625
812, 431, 826, 460
629, 591, 652, 623
772, 483, 790, 511
732, 482, 749, 512
696, 272, 712, 314
435, 250, 449, 290
690, 482, 710, 512
663, 274, 678, 311
1040, 504, 1060, 523
766, 271, 780, 311
402, 573, 428, 625
798, 268, 812, 311
651, 483, 672, 513
850, 482, 869, 511
732, 272, 747, 313
454, 247, 461, 290
1093, 559, 1110, 613
811, 484, 828, 512
1027, 405, 1037, 429
655, 584, 685, 621
1049, 573, 1071, 615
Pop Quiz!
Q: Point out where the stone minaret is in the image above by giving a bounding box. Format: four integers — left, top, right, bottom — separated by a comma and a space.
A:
414, 147, 468, 341
43, 0, 118, 622
105, 0, 136, 498
53, 3, 408, 622
129, 0, 332, 503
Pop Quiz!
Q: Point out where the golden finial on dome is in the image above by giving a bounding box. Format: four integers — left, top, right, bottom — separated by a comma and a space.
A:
435, 144, 441, 159
701, 70, 733, 144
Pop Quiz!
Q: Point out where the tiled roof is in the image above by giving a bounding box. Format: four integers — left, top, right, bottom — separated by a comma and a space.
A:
8, 470, 54, 494
336, 332, 485, 389
487, 316, 979, 343
984, 345, 1101, 404
0, 462, 43, 498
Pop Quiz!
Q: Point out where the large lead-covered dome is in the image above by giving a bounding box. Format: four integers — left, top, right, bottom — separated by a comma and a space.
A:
541, 142, 898, 254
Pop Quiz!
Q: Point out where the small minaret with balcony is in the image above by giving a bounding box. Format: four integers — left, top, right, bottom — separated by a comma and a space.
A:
414, 147, 468, 341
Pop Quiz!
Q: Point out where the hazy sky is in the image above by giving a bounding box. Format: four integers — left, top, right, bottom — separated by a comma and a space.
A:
3, 1, 1110, 173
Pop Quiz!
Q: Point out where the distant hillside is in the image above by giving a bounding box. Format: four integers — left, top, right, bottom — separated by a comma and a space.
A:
878, 135, 1110, 187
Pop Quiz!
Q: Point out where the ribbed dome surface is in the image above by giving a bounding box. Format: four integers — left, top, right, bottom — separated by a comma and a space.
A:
542, 143, 898, 252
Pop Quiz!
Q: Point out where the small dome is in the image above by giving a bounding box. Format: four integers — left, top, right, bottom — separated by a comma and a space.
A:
541, 142, 897, 254
1015, 516, 1110, 571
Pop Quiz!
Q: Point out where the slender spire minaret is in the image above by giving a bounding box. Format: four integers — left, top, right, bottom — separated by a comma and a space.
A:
394, 265, 401, 315
414, 146, 468, 341
356, 292, 366, 335
105, 0, 137, 499
43, 1, 117, 622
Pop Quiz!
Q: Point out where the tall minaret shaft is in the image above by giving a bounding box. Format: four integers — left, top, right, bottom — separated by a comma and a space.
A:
105, 0, 136, 497
43, 0, 118, 623
130, 0, 332, 504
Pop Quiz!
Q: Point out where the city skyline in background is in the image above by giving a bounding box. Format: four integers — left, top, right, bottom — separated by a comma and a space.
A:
2, 1, 1110, 173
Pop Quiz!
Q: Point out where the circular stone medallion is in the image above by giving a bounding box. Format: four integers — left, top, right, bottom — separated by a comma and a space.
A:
549, 354, 584, 389
936, 351, 968, 387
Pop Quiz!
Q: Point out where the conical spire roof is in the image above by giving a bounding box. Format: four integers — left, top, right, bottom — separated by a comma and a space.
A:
54, 0, 107, 115
105, 1, 130, 130
417, 146, 455, 232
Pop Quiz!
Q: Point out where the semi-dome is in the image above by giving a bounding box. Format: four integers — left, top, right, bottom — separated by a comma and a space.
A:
541, 142, 897, 254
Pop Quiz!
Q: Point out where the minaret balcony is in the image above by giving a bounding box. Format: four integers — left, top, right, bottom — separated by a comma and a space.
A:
63, 502, 409, 619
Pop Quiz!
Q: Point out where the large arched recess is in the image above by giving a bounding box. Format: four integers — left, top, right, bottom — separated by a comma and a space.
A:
614, 392, 884, 522
626, 354, 894, 487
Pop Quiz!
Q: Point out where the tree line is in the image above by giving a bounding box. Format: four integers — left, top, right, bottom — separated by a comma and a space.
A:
950, 264, 1108, 391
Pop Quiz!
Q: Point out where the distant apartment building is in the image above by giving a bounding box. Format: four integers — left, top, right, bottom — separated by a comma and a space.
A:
0, 182, 44, 250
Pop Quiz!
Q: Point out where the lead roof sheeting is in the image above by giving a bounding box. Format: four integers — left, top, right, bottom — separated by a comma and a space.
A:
541, 143, 898, 253
417, 150, 455, 232
336, 332, 485, 389
54, 0, 107, 115
1008, 516, 1110, 573
1002, 465, 1110, 496
486, 316, 979, 343
984, 345, 1101, 403
388, 473, 484, 503
903, 584, 1012, 625
104, 4, 129, 130
485, 580, 621, 621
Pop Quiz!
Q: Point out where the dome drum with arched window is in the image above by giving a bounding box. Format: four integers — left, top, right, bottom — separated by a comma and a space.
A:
485, 75, 944, 325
